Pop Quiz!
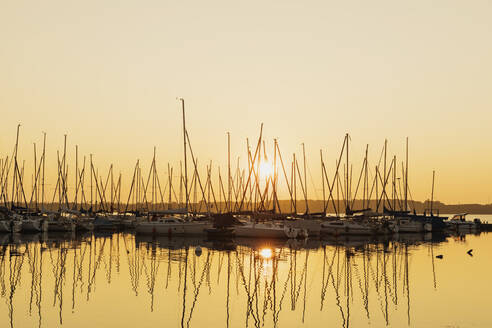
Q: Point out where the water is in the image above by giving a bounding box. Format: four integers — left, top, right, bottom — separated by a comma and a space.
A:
0, 229, 491, 328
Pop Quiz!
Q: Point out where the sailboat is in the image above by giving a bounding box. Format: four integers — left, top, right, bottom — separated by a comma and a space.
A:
395, 216, 432, 233
20, 213, 48, 233
45, 211, 76, 232
136, 216, 211, 235
233, 221, 301, 239
320, 217, 377, 236
134, 98, 212, 236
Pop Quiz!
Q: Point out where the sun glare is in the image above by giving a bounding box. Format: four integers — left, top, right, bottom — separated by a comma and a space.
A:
259, 161, 273, 180
259, 248, 273, 259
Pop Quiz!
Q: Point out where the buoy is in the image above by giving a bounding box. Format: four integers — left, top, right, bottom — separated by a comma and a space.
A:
436, 254, 443, 259
467, 249, 473, 256
195, 245, 202, 257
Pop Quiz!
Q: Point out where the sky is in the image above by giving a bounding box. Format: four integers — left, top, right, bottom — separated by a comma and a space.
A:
1, 0, 491, 204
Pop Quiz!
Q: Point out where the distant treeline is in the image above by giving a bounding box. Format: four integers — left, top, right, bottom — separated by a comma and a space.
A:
245, 199, 492, 215
18, 199, 492, 214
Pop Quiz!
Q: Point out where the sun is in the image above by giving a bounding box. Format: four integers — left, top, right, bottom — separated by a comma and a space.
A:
259, 160, 273, 180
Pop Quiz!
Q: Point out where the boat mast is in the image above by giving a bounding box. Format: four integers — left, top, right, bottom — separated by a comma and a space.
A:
364, 144, 368, 209
345, 133, 350, 213
404, 137, 408, 212
218, 167, 223, 212
302, 143, 308, 215
20, 160, 25, 207
273, 139, 278, 213
246, 139, 251, 212
111, 162, 114, 212
430, 170, 435, 215
336, 160, 340, 214
117, 172, 122, 212
75, 145, 78, 210
234, 157, 241, 212
293, 153, 297, 214
391, 155, 395, 211
33, 142, 37, 210
180, 98, 189, 214
383, 139, 387, 210
168, 163, 172, 210
41, 131, 46, 212
227, 132, 231, 213
11, 124, 20, 208
255, 139, 261, 212
375, 166, 379, 213
63, 134, 67, 209
290, 157, 294, 214
179, 161, 183, 206
320, 150, 325, 214
90, 154, 93, 211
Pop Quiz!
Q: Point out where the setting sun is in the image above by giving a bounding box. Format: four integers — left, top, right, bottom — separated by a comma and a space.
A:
259, 161, 273, 180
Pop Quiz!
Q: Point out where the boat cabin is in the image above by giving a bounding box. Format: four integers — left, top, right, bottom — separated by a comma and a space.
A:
450, 213, 468, 222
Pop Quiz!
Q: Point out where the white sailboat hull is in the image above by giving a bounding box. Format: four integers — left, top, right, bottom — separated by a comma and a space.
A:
136, 222, 212, 235
321, 221, 375, 236
284, 220, 321, 237
234, 224, 298, 239
396, 220, 432, 233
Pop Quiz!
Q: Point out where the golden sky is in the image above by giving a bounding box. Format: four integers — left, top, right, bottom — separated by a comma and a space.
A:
1, 0, 491, 204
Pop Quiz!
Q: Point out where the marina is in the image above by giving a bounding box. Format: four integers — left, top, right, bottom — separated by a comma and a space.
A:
1, 100, 491, 328
1, 105, 488, 241
2, 1, 492, 326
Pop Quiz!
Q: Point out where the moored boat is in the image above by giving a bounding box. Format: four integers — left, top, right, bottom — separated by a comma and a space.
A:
284, 218, 321, 237
47, 219, 76, 232
21, 215, 48, 233
233, 222, 301, 239
321, 218, 376, 236
136, 217, 212, 236
395, 217, 432, 233
446, 213, 477, 231
75, 217, 94, 231
93, 216, 119, 231
0, 207, 21, 233
0, 220, 22, 233
206, 227, 235, 239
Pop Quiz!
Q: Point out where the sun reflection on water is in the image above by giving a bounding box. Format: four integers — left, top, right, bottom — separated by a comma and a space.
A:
259, 248, 273, 259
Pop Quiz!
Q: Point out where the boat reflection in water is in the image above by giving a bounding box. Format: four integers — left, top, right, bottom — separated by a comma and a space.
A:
0, 231, 489, 328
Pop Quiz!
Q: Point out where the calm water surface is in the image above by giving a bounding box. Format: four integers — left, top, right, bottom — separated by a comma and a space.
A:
1, 220, 491, 328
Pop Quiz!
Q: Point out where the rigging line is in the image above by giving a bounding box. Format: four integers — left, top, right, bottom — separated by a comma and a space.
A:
307, 163, 320, 201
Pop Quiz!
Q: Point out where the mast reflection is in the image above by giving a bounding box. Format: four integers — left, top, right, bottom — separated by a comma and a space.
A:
0, 231, 474, 327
